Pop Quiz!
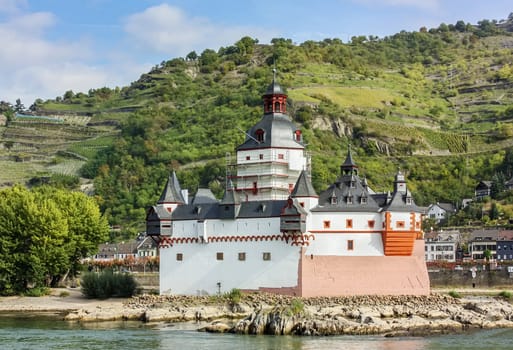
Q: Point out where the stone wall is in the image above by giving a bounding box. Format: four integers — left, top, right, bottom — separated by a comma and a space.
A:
429, 269, 513, 288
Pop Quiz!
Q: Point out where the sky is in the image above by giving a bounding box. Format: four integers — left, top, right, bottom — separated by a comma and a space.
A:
0, 0, 511, 106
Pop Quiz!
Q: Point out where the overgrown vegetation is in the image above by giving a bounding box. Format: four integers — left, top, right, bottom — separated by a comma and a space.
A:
81, 269, 139, 299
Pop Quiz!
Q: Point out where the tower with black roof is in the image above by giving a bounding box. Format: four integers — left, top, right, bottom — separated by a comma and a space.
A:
233, 70, 309, 201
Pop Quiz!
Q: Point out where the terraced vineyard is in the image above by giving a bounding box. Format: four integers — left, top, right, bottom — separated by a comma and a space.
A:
0, 114, 119, 186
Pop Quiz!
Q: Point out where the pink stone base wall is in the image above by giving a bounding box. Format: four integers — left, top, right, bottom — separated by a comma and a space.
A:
299, 240, 430, 297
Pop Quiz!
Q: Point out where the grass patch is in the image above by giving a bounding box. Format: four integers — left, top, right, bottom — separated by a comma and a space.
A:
23, 287, 51, 297
448, 290, 462, 299
498, 290, 512, 299
59, 290, 70, 298
286, 298, 305, 316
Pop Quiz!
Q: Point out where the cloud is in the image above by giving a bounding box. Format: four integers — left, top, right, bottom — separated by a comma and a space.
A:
0, 10, 114, 104
0, 0, 27, 15
352, 0, 440, 11
123, 3, 276, 57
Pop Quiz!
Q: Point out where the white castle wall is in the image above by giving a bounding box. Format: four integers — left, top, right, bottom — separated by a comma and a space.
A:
160, 240, 301, 295
172, 217, 280, 238
305, 233, 384, 256
309, 212, 383, 232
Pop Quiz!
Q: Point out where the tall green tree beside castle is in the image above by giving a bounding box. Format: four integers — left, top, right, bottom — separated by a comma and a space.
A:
0, 185, 109, 295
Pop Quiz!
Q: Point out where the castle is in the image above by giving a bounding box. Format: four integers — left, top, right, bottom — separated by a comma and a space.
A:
146, 76, 430, 297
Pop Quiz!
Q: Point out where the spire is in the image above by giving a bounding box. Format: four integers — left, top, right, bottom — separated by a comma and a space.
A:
158, 172, 185, 204
341, 144, 358, 176
290, 170, 317, 198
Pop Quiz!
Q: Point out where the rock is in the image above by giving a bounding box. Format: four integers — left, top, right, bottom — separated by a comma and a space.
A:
199, 321, 231, 333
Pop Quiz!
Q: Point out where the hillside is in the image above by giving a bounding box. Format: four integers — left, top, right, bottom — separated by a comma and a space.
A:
1, 16, 513, 233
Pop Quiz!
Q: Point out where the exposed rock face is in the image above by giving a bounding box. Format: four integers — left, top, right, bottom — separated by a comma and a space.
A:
311, 116, 353, 137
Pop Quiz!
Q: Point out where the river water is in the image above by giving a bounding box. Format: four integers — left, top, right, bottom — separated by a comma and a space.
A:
1, 313, 512, 350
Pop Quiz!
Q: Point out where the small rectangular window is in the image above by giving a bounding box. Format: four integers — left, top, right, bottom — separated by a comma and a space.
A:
368, 220, 375, 228
259, 154, 263, 160
323, 220, 331, 229
397, 221, 405, 229
216, 252, 224, 261
347, 240, 354, 251
246, 156, 250, 161
263, 252, 271, 261
278, 154, 284, 160
176, 253, 183, 261
346, 219, 353, 228
238, 252, 246, 261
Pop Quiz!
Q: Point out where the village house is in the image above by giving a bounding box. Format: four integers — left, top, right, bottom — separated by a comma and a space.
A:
424, 230, 460, 262
496, 230, 513, 262
426, 202, 457, 224
468, 229, 499, 260
475, 181, 493, 200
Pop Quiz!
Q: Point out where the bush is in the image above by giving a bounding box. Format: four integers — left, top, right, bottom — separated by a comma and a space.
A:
226, 288, 242, 304
81, 269, 139, 299
448, 290, 462, 299
23, 287, 50, 297
498, 290, 512, 299
287, 298, 305, 316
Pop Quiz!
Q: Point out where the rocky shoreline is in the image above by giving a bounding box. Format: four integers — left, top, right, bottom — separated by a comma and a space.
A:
2, 290, 513, 337
70, 292, 513, 337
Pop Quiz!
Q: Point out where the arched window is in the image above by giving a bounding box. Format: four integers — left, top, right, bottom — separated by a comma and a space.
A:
274, 101, 280, 112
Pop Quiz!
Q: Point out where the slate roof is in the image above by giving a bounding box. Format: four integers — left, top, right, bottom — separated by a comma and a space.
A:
171, 199, 287, 220
158, 172, 185, 204
290, 170, 317, 198
237, 114, 304, 150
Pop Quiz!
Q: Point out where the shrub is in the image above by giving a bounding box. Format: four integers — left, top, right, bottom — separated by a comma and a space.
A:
498, 290, 512, 299
448, 290, 462, 299
23, 287, 50, 297
81, 269, 139, 299
288, 298, 305, 316
226, 288, 242, 304
59, 290, 70, 298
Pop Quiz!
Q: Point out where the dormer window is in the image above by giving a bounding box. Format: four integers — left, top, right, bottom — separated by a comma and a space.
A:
330, 195, 337, 205
361, 196, 367, 204
406, 197, 412, 205
347, 196, 353, 204
350, 181, 356, 188
255, 129, 265, 143
295, 130, 301, 142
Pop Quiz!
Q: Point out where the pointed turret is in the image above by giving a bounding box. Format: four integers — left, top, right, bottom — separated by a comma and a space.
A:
291, 170, 317, 198
393, 169, 407, 194
340, 145, 358, 176
158, 172, 185, 205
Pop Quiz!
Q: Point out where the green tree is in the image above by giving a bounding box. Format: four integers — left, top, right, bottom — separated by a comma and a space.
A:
0, 185, 109, 294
